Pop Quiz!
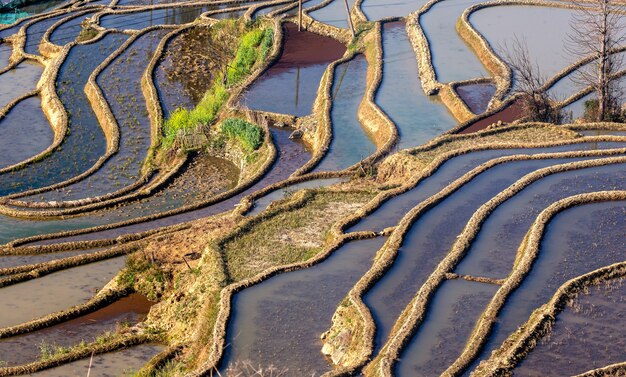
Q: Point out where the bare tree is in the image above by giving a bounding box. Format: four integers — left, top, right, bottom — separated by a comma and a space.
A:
567, 0, 626, 121
501, 36, 562, 123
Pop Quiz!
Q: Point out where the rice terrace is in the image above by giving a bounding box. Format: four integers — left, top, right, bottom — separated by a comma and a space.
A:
0, 0, 625, 374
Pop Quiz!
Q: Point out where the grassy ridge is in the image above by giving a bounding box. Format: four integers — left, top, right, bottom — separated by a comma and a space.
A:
161, 24, 273, 150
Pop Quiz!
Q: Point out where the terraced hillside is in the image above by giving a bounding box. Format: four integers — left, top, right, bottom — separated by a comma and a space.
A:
0, 0, 625, 375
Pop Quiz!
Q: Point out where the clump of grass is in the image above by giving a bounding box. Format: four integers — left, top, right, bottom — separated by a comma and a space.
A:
161, 25, 273, 152
227, 28, 273, 84
220, 118, 263, 153
118, 254, 168, 301
77, 26, 98, 43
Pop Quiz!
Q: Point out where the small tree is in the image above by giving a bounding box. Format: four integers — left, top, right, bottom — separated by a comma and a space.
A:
567, 0, 626, 121
501, 37, 562, 123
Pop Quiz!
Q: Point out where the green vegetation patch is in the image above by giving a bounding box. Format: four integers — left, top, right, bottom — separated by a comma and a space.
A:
220, 118, 264, 153
222, 190, 375, 282
161, 23, 273, 151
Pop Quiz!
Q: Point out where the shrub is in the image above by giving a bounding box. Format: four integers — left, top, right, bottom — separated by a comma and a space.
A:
220, 118, 263, 153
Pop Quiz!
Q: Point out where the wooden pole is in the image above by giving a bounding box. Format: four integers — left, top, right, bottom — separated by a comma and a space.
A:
298, 0, 302, 31
343, 0, 355, 38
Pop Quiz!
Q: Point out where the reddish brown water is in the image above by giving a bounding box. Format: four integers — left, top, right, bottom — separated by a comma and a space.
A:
459, 100, 523, 134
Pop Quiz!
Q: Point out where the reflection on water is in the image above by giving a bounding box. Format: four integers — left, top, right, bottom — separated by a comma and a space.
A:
241, 22, 346, 117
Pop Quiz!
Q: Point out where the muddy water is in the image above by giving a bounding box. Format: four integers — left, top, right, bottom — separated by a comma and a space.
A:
48, 11, 98, 46
32, 343, 164, 376
363, 154, 625, 353
220, 237, 386, 375
99, 5, 221, 29
362, 0, 427, 20
421, 0, 489, 83
515, 276, 626, 376
240, 22, 346, 117
0, 33, 129, 197
309, 0, 356, 29
0, 127, 309, 245
23, 12, 74, 55
248, 177, 346, 216
456, 82, 495, 114
471, 6, 573, 88
0, 256, 125, 328
0, 61, 43, 109
24, 29, 169, 203
0, 96, 53, 170
348, 141, 626, 233
455, 162, 626, 279
466, 200, 626, 375
0, 294, 153, 366
377, 22, 455, 150
396, 280, 498, 377
459, 99, 523, 134
313, 54, 376, 171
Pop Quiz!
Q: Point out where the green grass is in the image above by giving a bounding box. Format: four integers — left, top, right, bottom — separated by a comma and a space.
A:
220, 118, 263, 153
161, 25, 273, 152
